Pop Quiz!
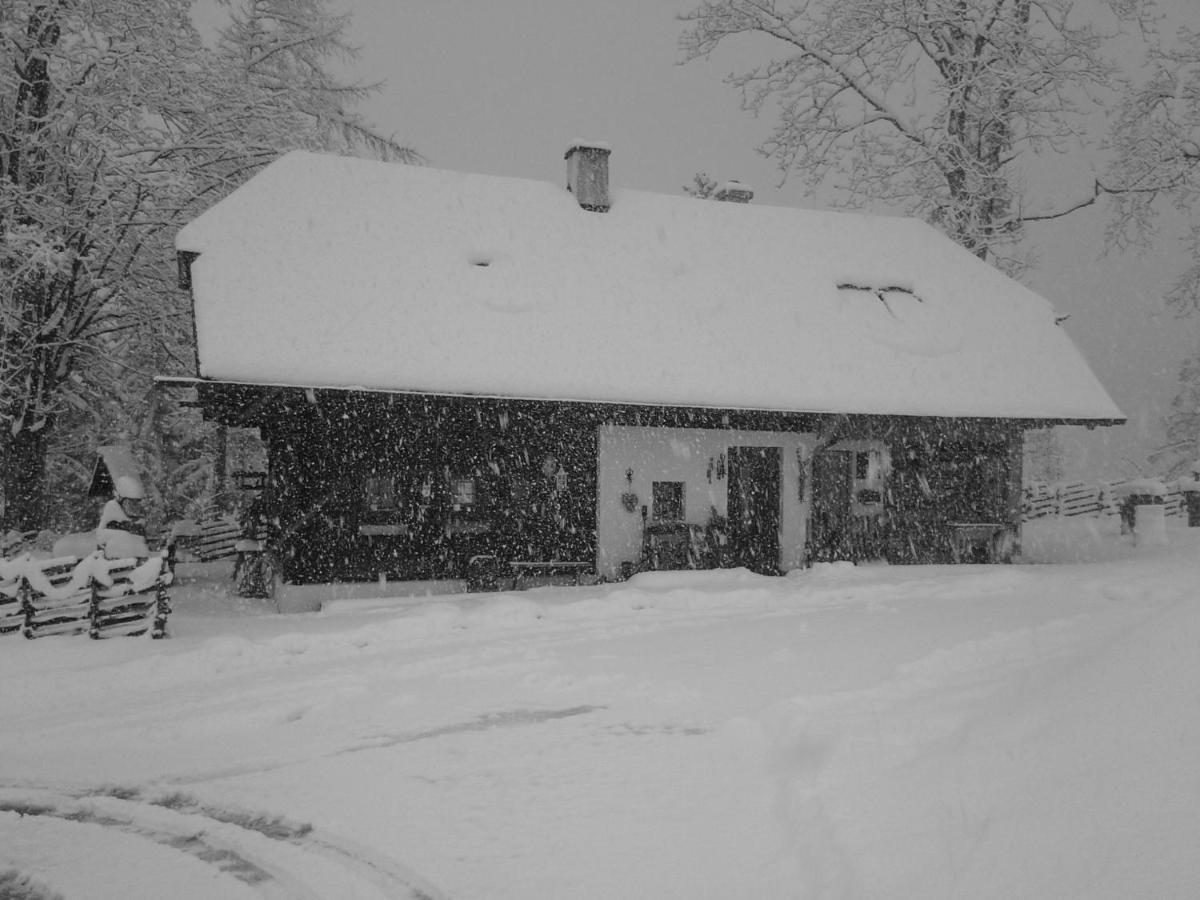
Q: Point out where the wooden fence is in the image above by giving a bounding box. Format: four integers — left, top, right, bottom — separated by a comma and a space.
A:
0, 553, 171, 639
168, 515, 241, 563
1022, 479, 1190, 522
196, 517, 241, 561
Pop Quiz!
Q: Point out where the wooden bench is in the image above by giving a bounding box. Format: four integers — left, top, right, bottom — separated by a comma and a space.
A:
948, 522, 1008, 564
1, 553, 172, 639
464, 557, 593, 591
509, 561, 591, 589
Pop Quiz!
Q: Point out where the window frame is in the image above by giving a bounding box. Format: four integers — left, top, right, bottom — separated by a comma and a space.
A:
651, 480, 685, 521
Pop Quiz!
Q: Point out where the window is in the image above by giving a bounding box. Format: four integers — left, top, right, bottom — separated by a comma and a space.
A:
856, 452, 871, 481
652, 481, 685, 521
364, 475, 398, 511
451, 477, 476, 509
510, 477, 530, 503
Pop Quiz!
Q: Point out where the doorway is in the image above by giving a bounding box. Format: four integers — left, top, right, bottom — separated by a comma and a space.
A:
727, 446, 781, 574
809, 449, 854, 561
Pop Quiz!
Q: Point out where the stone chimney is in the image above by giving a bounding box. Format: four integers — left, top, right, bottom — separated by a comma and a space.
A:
565, 140, 611, 212
714, 180, 754, 204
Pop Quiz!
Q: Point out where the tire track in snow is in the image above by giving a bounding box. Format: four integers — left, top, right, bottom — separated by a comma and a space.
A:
0, 784, 449, 900
137, 704, 608, 787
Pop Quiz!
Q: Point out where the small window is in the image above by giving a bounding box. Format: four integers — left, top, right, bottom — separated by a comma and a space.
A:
855, 452, 871, 481
510, 477, 530, 503
451, 477, 476, 509
652, 481, 685, 521
364, 475, 398, 511
234, 470, 267, 491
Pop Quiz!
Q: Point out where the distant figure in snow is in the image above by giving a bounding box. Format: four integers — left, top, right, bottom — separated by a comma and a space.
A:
97, 475, 150, 560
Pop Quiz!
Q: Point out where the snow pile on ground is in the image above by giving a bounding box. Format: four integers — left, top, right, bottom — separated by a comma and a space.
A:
1, 516, 1198, 898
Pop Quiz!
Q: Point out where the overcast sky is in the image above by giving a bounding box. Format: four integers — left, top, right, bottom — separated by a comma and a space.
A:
207, 0, 1200, 478
346, 1, 796, 201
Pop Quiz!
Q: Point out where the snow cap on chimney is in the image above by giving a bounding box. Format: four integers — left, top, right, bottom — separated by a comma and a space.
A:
565, 140, 612, 212
714, 180, 753, 203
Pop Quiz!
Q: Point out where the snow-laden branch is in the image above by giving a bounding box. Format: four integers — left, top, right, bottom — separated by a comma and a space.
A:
679, 0, 1148, 262
0, 0, 424, 529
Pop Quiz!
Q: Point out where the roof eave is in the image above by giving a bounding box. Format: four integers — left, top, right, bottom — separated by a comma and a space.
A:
153, 376, 1127, 428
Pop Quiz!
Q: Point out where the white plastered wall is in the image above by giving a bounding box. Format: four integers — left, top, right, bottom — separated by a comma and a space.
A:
595, 424, 816, 579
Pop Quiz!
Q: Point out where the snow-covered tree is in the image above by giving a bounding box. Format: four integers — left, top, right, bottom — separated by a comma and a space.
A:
211, 0, 415, 164
1106, 27, 1200, 305
1101, 25, 1200, 474
1, 0, 418, 531
683, 171, 720, 199
679, 0, 1147, 266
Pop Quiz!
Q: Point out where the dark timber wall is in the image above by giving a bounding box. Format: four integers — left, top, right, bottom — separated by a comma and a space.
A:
197, 382, 1026, 580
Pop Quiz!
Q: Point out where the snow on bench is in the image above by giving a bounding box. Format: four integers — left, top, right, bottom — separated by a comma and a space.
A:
0, 553, 172, 640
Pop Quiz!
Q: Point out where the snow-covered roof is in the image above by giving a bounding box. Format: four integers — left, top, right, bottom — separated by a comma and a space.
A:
176, 150, 1124, 422
88, 444, 145, 499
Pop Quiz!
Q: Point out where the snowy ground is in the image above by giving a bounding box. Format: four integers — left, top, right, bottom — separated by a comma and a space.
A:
2, 517, 1199, 899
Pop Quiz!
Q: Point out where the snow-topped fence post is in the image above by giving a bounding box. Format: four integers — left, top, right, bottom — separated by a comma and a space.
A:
1180, 463, 1200, 527
1109, 479, 1169, 545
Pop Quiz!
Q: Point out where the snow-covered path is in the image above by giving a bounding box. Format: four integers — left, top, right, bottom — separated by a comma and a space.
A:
2, 519, 1198, 899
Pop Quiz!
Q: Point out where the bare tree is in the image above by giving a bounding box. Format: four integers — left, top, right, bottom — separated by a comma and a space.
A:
679, 0, 1146, 266
1094, 25, 1200, 473
1106, 27, 1200, 309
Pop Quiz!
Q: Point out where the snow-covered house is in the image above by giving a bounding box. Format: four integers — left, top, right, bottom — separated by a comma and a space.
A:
167, 146, 1123, 584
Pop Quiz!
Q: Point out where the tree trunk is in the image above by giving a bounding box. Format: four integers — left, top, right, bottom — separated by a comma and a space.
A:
1, 7, 62, 535
2, 427, 50, 532
214, 423, 228, 498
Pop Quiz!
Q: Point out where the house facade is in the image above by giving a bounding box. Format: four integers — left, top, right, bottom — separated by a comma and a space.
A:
168, 145, 1123, 585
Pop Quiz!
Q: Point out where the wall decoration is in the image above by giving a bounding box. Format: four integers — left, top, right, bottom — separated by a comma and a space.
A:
857, 488, 882, 505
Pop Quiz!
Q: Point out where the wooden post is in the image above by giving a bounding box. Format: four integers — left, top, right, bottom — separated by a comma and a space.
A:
214, 423, 228, 500
1004, 427, 1025, 560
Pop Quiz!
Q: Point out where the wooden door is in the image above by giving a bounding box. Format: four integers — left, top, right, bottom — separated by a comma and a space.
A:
727, 446, 781, 574
809, 450, 854, 561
